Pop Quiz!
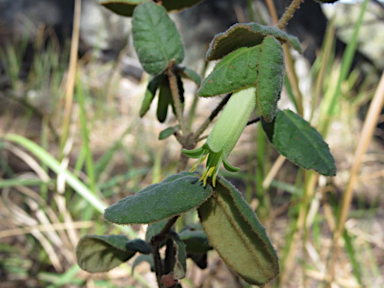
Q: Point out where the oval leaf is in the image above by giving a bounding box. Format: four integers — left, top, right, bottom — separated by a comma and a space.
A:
198, 46, 260, 97
146, 219, 169, 242
175, 66, 201, 86
198, 177, 279, 285
179, 229, 211, 253
76, 234, 135, 273
189, 253, 207, 269
262, 109, 336, 176
101, 0, 203, 17
172, 233, 187, 280
125, 238, 152, 254
159, 125, 180, 140
256, 36, 285, 122
105, 172, 213, 224
206, 22, 302, 61
157, 80, 173, 123
101, 0, 147, 17
140, 74, 164, 117
162, 0, 204, 12
132, 2, 184, 75
132, 254, 154, 274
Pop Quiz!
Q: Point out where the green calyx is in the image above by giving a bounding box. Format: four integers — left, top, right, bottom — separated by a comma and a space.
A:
183, 87, 256, 186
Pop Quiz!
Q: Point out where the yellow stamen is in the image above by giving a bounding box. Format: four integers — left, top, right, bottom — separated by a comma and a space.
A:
212, 172, 217, 187
199, 169, 209, 187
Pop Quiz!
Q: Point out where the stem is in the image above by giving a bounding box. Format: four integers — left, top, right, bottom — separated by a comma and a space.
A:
167, 60, 188, 136
277, 0, 304, 30
153, 247, 165, 288
247, 116, 261, 126
193, 93, 232, 142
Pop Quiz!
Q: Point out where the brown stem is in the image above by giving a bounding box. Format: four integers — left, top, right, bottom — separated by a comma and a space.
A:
277, 0, 304, 30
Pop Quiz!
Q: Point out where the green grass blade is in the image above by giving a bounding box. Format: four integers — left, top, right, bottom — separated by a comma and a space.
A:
76, 75, 96, 193
4, 133, 106, 212
321, 0, 369, 135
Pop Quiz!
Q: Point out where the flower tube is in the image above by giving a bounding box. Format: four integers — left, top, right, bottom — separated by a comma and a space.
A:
183, 87, 256, 186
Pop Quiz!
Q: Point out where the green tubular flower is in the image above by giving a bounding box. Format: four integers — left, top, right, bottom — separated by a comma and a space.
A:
183, 87, 256, 187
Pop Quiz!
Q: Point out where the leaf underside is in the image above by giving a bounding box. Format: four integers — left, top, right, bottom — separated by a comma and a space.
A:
76, 234, 135, 273
198, 177, 279, 285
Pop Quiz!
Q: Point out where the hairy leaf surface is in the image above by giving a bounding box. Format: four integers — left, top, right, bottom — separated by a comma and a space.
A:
198, 177, 279, 285
262, 110, 336, 176
105, 172, 213, 224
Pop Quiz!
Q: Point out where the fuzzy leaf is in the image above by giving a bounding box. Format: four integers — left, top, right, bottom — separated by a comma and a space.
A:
145, 219, 169, 242
189, 253, 207, 269
76, 234, 135, 273
176, 66, 201, 86
262, 110, 336, 176
173, 234, 187, 279
159, 125, 180, 140
132, 2, 184, 75
101, 0, 203, 17
198, 177, 279, 285
125, 238, 152, 254
179, 229, 211, 253
162, 0, 204, 12
198, 46, 260, 96
132, 254, 154, 274
206, 22, 301, 61
140, 74, 164, 117
157, 80, 173, 122
105, 172, 213, 224
100, 0, 146, 17
256, 36, 285, 122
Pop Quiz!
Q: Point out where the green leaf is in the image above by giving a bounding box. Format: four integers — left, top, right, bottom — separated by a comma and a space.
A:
101, 0, 204, 17
179, 228, 211, 253
256, 36, 285, 122
159, 125, 180, 140
100, 0, 146, 17
145, 219, 169, 242
162, 0, 204, 12
157, 80, 173, 123
175, 66, 201, 86
125, 238, 152, 254
198, 176, 279, 285
132, 2, 184, 75
198, 46, 260, 97
262, 110, 336, 176
172, 233, 187, 279
132, 254, 154, 274
188, 253, 207, 269
76, 234, 135, 273
104, 172, 213, 224
140, 74, 164, 117
206, 22, 302, 61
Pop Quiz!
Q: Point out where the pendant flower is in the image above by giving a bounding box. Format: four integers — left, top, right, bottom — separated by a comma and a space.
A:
183, 87, 257, 187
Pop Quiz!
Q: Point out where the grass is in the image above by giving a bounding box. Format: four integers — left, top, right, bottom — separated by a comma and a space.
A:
1, 1, 384, 287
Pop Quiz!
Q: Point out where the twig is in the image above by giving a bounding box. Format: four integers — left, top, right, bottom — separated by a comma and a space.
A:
277, 0, 304, 30
167, 60, 187, 136
247, 116, 261, 126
